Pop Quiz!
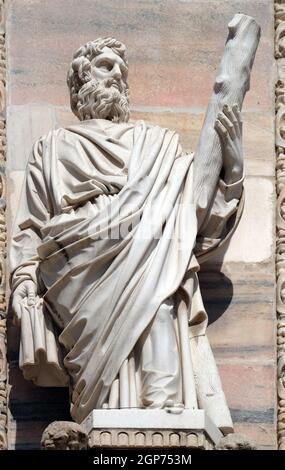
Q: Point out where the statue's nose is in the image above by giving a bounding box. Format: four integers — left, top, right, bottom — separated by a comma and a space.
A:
112, 64, 122, 80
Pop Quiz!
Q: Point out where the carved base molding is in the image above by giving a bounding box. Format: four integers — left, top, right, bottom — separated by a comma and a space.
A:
88, 429, 213, 449
82, 409, 222, 450
40, 419, 259, 450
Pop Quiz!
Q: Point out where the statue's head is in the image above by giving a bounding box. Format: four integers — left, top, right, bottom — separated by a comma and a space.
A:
67, 37, 130, 123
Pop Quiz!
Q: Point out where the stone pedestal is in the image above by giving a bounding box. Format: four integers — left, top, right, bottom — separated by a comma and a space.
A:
82, 409, 223, 449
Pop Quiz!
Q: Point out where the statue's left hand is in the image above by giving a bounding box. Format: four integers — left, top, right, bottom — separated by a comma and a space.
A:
214, 104, 243, 184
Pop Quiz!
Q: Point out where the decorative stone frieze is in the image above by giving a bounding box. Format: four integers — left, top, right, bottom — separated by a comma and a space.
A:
0, 0, 7, 451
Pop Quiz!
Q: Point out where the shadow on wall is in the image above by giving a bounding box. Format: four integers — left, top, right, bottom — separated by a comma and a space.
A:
199, 269, 234, 326
199, 240, 234, 326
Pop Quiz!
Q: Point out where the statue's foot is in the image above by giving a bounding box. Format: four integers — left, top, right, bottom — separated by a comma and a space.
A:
162, 399, 185, 414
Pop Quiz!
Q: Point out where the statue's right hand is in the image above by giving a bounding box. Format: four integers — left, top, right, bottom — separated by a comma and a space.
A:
11, 280, 37, 326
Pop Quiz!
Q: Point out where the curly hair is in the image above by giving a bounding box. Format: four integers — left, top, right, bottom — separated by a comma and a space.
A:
67, 37, 129, 118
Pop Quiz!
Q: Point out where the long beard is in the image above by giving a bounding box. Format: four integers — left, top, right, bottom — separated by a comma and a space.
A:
76, 78, 130, 123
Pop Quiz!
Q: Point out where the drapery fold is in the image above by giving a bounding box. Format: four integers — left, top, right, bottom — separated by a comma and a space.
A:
10, 118, 243, 429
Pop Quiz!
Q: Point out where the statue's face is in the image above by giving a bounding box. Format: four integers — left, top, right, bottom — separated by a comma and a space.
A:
72, 45, 130, 122
90, 46, 128, 92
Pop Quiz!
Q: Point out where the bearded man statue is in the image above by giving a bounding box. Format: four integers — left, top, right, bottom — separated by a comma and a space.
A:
9, 27, 258, 435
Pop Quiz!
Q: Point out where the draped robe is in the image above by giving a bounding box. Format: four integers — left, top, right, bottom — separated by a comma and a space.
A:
10, 118, 244, 431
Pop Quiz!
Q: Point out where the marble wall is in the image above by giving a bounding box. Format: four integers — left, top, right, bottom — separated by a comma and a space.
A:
6, 0, 276, 449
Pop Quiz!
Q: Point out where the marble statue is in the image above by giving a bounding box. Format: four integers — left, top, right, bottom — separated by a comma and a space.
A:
9, 15, 260, 434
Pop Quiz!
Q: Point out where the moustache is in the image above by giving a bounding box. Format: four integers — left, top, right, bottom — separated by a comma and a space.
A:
103, 78, 124, 93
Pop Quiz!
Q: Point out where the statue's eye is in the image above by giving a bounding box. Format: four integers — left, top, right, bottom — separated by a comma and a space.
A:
97, 61, 112, 71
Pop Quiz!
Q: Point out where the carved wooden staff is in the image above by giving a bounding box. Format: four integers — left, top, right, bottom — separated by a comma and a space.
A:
179, 14, 260, 411
193, 14, 261, 227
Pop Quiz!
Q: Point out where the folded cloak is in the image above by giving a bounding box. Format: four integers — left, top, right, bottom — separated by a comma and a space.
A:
10, 118, 243, 427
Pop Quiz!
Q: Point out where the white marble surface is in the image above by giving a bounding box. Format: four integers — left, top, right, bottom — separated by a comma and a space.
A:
82, 409, 223, 446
